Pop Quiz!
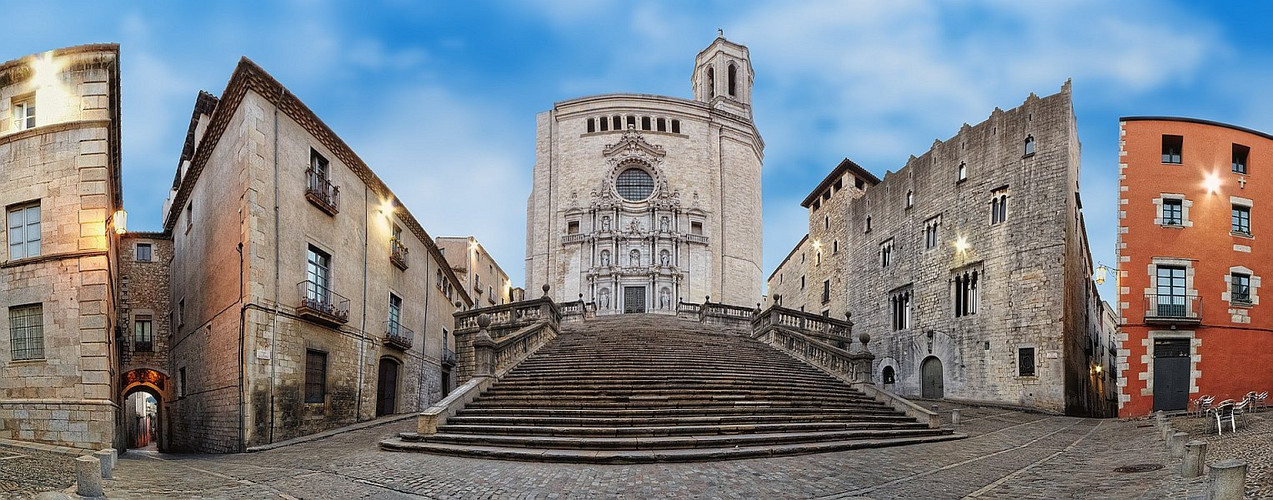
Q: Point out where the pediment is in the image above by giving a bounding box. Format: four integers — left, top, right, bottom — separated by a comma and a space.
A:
603, 128, 666, 159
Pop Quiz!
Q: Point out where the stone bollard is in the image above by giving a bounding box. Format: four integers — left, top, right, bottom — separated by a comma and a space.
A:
1170, 432, 1188, 459
951, 409, 961, 427
75, 455, 104, 497
1182, 440, 1207, 479
1206, 459, 1247, 500
1162, 425, 1175, 441
94, 449, 113, 479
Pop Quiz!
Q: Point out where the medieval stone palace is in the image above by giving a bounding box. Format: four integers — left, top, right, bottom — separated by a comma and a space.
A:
524, 36, 765, 310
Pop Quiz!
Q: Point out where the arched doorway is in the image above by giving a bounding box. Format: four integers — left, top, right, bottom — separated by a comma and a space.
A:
120, 368, 168, 452
376, 357, 401, 417
921, 357, 944, 399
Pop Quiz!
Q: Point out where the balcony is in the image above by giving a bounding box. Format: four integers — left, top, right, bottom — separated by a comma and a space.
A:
297, 280, 350, 325
561, 233, 588, 245
686, 234, 709, 245
305, 168, 340, 215
1143, 293, 1201, 325
442, 346, 456, 367
390, 238, 409, 270
384, 321, 414, 350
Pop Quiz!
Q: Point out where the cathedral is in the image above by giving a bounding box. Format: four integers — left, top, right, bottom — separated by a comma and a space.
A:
524, 36, 764, 311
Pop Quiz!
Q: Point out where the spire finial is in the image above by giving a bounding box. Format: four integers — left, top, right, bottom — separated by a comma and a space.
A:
717, 28, 724, 38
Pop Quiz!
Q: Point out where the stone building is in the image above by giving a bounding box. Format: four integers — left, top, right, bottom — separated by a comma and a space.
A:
770, 82, 1111, 416
116, 232, 174, 449
436, 236, 516, 307
1116, 117, 1273, 417
524, 36, 764, 311
0, 45, 123, 450
158, 58, 470, 452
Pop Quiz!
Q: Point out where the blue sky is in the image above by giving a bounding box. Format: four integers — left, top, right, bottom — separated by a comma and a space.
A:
6, 1, 1270, 301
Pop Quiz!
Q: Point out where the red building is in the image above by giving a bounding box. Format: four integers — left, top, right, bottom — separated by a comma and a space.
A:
1118, 117, 1273, 417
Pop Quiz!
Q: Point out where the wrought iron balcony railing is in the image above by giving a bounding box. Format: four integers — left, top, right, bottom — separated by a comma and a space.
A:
1143, 293, 1201, 325
305, 168, 340, 215
385, 321, 413, 350
442, 346, 456, 366
297, 280, 350, 325
390, 238, 409, 270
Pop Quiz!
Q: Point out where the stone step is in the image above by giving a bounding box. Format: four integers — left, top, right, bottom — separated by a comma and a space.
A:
445, 413, 918, 427
422, 428, 953, 450
479, 387, 869, 399
435, 421, 930, 437
454, 406, 905, 419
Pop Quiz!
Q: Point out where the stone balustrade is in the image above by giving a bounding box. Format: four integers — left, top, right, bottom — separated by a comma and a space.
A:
751, 305, 873, 384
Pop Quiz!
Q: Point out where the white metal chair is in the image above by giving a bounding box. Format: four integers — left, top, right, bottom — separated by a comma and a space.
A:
1194, 395, 1215, 418
1210, 400, 1236, 435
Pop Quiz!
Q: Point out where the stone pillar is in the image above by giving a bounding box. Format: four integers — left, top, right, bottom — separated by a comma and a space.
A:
1182, 440, 1207, 479
76, 455, 104, 497
951, 409, 962, 427
1206, 459, 1247, 500
850, 333, 874, 384
93, 449, 113, 479
1170, 432, 1188, 459
473, 314, 495, 378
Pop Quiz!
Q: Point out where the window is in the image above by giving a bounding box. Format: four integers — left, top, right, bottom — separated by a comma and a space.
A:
1162, 199, 1184, 226
990, 188, 1008, 225
671, 119, 680, 134
612, 116, 621, 130
306, 245, 332, 304
1162, 135, 1183, 164
388, 294, 402, 333
1155, 265, 1187, 317
1232, 144, 1249, 174
12, 97, 34, 131
8, 304, 44, 360
822, 280, 830, 304
800, 275, 806, 290
1018, 347, 1036, 376
691, 221, 703, 235
832, 240, 838, 254
816, 251, 821, 266
1023, 135, 1036, 156
626, 115, 636, 129
707, 67, 715, 98
599, 117, 609, 131
925, 216, 940, 250
657, 118, 666, 132
1232, 273, 1252, 304
185, 201, 193, 233
812, 199, 821, 211
305, 350, 327, 403
7, 202, 41, 260
882, 366, 896, 384
834, 178, 843, 191
906, 190, 913, 209
865, 216, 872, 233
135, 243, 153, 262
566, 221, 580, 234
641, 116, 651, 130
1232, 205, 1251, 235
954, 269, 979, 317
957, 162, 967, 182
728, 64, 737, 97
586, 118, 595, 133
880, 239, 893, 267
134, 316, 153, 352
177, 299, 185, 327
178, 367, 187, 398
890, 289, 911, 331
855, 177, 865, 190
616, 168, 655, 201
824, 215, 830, 229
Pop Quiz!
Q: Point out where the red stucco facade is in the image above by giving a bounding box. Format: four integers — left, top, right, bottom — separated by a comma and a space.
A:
1118, 117, 1273, 417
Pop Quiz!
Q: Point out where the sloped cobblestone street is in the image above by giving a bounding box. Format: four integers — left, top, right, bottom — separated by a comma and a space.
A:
6, 402, 1221, 499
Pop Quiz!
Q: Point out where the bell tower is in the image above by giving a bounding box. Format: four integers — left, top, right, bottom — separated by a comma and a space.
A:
692, 31, 754, 119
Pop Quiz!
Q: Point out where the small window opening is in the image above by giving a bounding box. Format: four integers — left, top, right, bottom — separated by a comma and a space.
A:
657, 118, 666, 132
641, 116, 651, 130
1162, 135, 1183, 164
1024, 135, 1036, 156
1233, 144, 1250, 174
728, 64, 737, 97
599, 117, 609, 131
671, 119, 681, 134
586, 118, 595, 133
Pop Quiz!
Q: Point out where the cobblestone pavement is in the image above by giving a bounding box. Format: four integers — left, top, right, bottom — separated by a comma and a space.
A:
16, 402, 1235, 499
1174, 410, 1271, 498
0, 444, 76, 499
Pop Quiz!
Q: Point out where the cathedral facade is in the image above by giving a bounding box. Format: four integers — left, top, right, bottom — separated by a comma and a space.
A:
525, 37, 764, 311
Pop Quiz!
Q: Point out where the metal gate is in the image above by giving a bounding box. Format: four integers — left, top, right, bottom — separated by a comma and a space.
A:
1153, 338, 1190, 412
623, 286, 646, 314
921, 357, 944, 399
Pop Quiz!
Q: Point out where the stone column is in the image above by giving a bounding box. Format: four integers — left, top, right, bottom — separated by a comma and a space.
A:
472, 314, 495, 378
850, 333, 874, 384
1170, 432, 1188, 459
76, 455, 103, 497
1206, 459, 1247, 500
1182, 440, 1206, 479
94, 449, 113, 479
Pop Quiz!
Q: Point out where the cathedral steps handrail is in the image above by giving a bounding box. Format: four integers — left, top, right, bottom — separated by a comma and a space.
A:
452, 296, 562, 382
751, 305, 853, 340
752, 321, 874, 387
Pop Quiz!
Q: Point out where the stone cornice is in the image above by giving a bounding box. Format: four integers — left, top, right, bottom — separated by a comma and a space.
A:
1, 250, 108, 269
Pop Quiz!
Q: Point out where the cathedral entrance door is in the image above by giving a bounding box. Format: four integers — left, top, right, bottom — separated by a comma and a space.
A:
623, 286, 646, 313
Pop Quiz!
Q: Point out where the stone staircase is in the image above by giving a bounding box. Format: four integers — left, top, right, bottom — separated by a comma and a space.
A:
381, 314, 961, 462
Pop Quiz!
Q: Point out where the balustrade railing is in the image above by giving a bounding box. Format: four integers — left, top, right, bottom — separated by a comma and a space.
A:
1142, 293, 1202, 324
751, 305, 871, 384
390, 238, 409, 270
453, 296, 562, 383
384, 321, 414, 350
305, 168, 340, 215
296, 280, 350, 324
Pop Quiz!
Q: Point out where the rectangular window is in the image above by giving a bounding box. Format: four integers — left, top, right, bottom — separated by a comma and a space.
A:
185, 201, 193, 233
656, 118, 666, 132
178, 299, 185, 326
8, 304, 44, 361
1155, 265, 1187, 317
1162, 135, 1183, 164
691, 221, 703, 235
586, 118, 595, 133
890, 290, 911, 331
954, 270, 979, 317
925, 216, 940, 250
880, 239, 893, 267
135, 243, 153, 262
567, 221, 580, 234
1232, 205, 1251, 235
1232, 273, 1252, 304
670, 119, 681, 134
822, 280, 831, 304
1162, 199, 1183, 226
12, 97, 34, 131
388, 294, 402, 333
306, 245, 332, 305
305, 350, 327, 403
7, 202, 41, 260
1233, 144, 1250, 174
800, 275, 806, 290
134, 315, 154, 352
990, 188, 1008, 225
1018, 347, 1036, 376
641, 116, 651, 130
178, 367, 187, 398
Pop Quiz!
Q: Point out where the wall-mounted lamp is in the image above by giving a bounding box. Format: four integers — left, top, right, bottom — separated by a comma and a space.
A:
954, 236, 970, 254
110, 209, 127, 235
1093, 263, 1110, 285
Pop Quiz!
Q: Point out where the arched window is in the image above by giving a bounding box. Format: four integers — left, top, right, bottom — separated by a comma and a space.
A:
865, 216, 872, 233
707, 67, 715, 98
958, 162, 967, 181
906, 190, 914, 208
728, 64, 737, 97
1024, 135, 1036, 156
882, 366, 896, 384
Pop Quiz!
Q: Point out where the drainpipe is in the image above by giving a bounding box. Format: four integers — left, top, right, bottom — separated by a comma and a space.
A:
418, 245, 430, 409
236, 239, 246, 452
269, 88, 283, 443
356, 186, 368, 421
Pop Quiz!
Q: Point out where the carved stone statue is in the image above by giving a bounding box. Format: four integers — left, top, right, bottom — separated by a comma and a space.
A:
601, 216, 611, 232
600, 250, 610, 267
660, 216, 670, 232
629, 249, 640, 267
659, 249, 670, 266
599, 288, 610, 309
659, 288, 672, 309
